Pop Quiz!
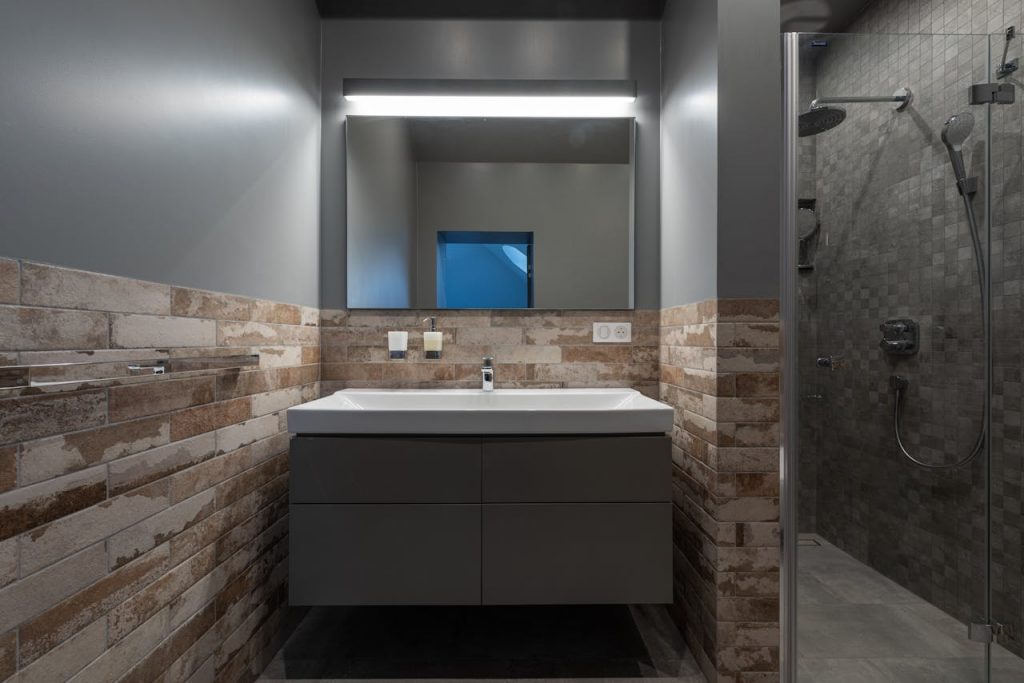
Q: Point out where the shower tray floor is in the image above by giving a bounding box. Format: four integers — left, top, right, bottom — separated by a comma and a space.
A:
797, 534, 1024, 682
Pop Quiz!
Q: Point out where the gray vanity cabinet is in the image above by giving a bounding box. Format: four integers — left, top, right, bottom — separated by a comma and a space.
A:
289, 435, 671, 606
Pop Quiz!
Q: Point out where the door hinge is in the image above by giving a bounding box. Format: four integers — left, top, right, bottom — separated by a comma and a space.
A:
969, 82, 1016, 105
968, 622, 1005, 644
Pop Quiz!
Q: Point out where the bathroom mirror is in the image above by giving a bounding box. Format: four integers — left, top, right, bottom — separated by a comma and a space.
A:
345, 116, 635, 310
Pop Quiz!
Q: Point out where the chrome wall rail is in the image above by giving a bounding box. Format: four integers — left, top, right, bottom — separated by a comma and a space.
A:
0, 354, 259, 388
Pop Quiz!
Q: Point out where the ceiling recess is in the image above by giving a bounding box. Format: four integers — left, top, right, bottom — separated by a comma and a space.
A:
316, 0, 667, 20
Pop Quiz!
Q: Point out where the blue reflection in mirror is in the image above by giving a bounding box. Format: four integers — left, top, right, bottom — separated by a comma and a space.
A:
437, 231, 534, 308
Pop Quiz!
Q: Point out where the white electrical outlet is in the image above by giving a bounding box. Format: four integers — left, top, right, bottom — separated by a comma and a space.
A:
593, 322, 631, 343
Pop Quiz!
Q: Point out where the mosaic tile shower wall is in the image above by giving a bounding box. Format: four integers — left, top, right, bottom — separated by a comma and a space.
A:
0, 259, 319, 681
797, 0, 1024, 657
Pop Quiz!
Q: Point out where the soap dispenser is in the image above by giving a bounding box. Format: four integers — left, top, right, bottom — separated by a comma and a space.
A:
423, 317, 443, 360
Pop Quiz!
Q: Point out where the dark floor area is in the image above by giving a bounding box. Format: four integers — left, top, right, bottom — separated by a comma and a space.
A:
258, 604, 703, 682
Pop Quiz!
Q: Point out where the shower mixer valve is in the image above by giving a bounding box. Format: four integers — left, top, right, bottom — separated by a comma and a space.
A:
879, 319, 919, 355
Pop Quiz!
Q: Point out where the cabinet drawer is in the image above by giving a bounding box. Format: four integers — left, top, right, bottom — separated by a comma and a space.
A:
290, 437, 480, 503
482, 436, 670, 502
482, 503, 671, 605
290, 504, 481, 605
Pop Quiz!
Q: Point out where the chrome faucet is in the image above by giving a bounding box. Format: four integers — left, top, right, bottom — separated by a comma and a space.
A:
482, 356, 495, 392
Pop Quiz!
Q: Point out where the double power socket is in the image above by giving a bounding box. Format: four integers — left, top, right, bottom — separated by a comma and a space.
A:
592, 322, 632, 343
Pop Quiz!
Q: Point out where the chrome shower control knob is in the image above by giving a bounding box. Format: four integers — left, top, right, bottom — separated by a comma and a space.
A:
816, 355, 845, 370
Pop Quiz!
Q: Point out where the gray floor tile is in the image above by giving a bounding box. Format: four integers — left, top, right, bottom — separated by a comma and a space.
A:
798, 658, 892, 682
797, 535, 1024, 680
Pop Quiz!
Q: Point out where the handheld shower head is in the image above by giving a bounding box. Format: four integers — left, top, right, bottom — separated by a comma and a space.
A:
941, 112, 975, 150
941, 112, 975, 189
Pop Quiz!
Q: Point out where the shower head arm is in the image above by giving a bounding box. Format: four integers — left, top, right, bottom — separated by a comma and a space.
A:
811, 87, 913, 111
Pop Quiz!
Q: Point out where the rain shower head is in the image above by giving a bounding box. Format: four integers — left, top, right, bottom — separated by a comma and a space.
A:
799, 87, 913, 137
941, 112, 975, 189
799, 106, 847, 137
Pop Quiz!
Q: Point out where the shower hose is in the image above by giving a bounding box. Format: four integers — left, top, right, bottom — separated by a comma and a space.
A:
892, 187, 987, 470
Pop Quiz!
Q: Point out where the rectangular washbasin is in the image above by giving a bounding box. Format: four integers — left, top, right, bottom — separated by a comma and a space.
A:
287, 388, 674, 435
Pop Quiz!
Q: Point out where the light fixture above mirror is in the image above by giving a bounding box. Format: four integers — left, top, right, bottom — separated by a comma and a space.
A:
343, 78, 637, 117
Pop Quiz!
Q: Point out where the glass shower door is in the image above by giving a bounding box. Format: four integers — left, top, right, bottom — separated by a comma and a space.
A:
988, 26, 1024, 683
782, 31, 1023, 682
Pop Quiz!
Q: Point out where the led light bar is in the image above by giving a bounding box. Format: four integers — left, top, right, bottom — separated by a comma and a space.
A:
343, 79, 637, 117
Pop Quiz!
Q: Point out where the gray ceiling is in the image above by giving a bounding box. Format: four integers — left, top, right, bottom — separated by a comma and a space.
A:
318, 0, 874, 30
316, 0, 666, 19
781, 0, 874, 32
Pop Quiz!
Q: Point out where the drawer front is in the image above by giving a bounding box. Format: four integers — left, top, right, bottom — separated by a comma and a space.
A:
482, 436, 670, 502
482, 503, 671, 605
289, 504, 481, 605
290, 437, 480, 503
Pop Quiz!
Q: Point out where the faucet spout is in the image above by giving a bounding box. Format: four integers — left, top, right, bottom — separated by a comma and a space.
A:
481, 356, 495, 392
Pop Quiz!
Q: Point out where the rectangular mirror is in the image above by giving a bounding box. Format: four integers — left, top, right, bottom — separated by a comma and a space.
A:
346, 116, 635, 310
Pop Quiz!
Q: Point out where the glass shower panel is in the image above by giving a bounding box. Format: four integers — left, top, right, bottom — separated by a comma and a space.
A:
791, 32, 995, 682
988, 26, 1024, 683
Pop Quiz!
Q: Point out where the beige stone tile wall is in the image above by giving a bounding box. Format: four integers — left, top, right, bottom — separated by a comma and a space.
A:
319, 309, 660, 394
660, 299, 781, 683
0, 258, 318, 682
0, 255, 783, 682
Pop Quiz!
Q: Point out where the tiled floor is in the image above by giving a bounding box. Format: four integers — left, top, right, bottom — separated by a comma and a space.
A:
258, 604, 704, 682
798, 535, 1024, 682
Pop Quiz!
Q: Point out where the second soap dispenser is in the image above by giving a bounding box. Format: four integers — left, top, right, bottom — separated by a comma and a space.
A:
423, 317, 443, 360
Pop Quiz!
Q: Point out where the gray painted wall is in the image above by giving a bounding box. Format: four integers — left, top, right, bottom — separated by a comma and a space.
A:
321, 19, 662, 309
660, 0, 719, 307
347, 118, 417, 307
660, 0, 782, 306
415, 163, 632, 309
716, 0, 781, 299
0, 0, 322, 306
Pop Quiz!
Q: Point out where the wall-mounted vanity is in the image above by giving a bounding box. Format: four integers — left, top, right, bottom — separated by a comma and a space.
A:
287, 389, 673, 606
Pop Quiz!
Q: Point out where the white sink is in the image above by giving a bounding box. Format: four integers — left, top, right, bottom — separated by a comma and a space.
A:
287, 388, 674, 435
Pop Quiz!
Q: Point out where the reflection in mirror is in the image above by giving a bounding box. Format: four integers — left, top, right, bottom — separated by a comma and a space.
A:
346, 117, 635, 310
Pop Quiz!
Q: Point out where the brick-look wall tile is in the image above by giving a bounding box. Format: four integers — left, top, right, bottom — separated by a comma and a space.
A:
0, 538, 18, 589
0, 264, 301, 680
0, 630, 15, 680
20, 480, 170, 576
0, 467, 108, 541
0, 263, 320, 683
19, 544, 170, 666
19, 416, 171, 486
661, 299, 781, 682
320, 308, 658, 394
218, 320, 318, 347
0, 542, 107, 633
0, 258, 19, 304
21, 261, 171, 315
0, 446, 15, 494
106, 544, 216, 643
15, 616, 106, 681
0, 306, 109, 351
171, 287, 255, 321
107, 433, 217, 497
170, 398, 252, 442
71, 606, 168, 683
110, 313, 217, 348
108, 377, 215, 422
107, 489, 217, 569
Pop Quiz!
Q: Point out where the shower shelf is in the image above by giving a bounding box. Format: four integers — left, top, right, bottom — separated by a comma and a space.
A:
0, 353, 260, 389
